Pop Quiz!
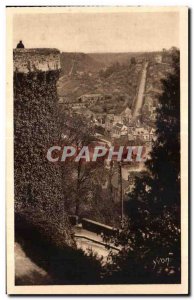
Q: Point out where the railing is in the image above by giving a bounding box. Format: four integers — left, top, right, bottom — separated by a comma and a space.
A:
74, 234, 120, 251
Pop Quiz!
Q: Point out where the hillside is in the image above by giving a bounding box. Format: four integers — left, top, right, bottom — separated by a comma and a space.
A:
60, 52, 104, 76
57, 59, 143, 114
89, 52, 142, 66
58, 63, 141, 95
89, 52, 163, 66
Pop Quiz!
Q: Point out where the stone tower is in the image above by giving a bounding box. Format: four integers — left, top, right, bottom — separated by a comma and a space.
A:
14, 48, 71, 246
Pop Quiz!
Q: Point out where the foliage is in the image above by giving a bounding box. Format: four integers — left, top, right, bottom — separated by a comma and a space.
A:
14, 71, 72, 247
104, 49, 181, 283
15, 213, 103, 284
130, 57, 136, 65
59, 111, 121, 224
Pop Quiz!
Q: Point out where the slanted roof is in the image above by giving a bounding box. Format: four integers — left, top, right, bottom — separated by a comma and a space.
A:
114, 123, 123, 128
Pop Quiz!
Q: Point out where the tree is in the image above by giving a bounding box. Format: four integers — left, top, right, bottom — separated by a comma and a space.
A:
130, 57, 136, 65
60, 112, 109, 216
105, 50, 181, 284
146, 49, 180, 210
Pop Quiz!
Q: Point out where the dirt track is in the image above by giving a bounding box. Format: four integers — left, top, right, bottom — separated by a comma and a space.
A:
132, 62, 148, 118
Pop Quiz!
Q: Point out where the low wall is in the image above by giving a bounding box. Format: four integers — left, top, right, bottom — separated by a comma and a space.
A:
82, 218, 117, 236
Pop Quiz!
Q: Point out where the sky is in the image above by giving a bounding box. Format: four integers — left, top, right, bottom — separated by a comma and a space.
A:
13, 11, 179, 53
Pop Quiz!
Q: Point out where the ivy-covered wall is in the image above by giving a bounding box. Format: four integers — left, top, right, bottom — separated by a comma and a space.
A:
14, 69, 72, 247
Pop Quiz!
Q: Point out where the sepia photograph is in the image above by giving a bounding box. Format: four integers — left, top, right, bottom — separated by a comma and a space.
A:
6, 6, 188, 295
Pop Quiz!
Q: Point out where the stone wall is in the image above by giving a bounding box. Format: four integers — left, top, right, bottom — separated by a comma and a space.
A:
13, 48, 61, 73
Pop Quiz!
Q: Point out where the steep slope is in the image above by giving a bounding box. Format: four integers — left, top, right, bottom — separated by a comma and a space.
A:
57, 60, 143, 110
60, 52, 104, 75
89, 52, 163, 66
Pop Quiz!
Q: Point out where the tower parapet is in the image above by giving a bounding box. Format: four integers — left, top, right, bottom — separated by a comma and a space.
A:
13, 48, 61, 73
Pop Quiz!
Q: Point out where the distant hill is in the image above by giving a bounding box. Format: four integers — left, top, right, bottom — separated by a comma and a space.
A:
89, 52, 162, 66
57, 51, 165, 107
88, 52, 141, 66
57, 59, 143, 112
60, 52, 104, 75
60, 52, 163, 76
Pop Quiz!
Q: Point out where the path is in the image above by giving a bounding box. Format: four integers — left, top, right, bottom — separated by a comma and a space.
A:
15, 242, 51, 285
132, 62, 149, 118
73, 226, 120, 263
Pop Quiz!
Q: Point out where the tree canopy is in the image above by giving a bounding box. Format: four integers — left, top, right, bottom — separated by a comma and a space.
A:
105, 49, 181, 284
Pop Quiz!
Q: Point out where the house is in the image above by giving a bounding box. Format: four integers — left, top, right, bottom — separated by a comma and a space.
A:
128, 133, 135, 142
128, 124, 156, 143
105, 113, 124, 133
120, 125, 128, 136
72, 102, 87, 110
105, 114, 114, 132
120, 107, 132, 123
93, 113, 106, 127
105, 107, 131, 132
112, 123, 128, 138
77, 94, 104, 105
149, 127, 157, 142
112, 123, 123, 138
132, 127, 146, 141
113, 114, 123, 124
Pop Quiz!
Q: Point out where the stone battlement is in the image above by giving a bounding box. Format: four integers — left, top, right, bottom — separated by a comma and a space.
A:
13, 48, 61, 73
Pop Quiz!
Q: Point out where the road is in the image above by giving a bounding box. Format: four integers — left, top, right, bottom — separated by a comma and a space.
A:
132, 62, 149, 118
